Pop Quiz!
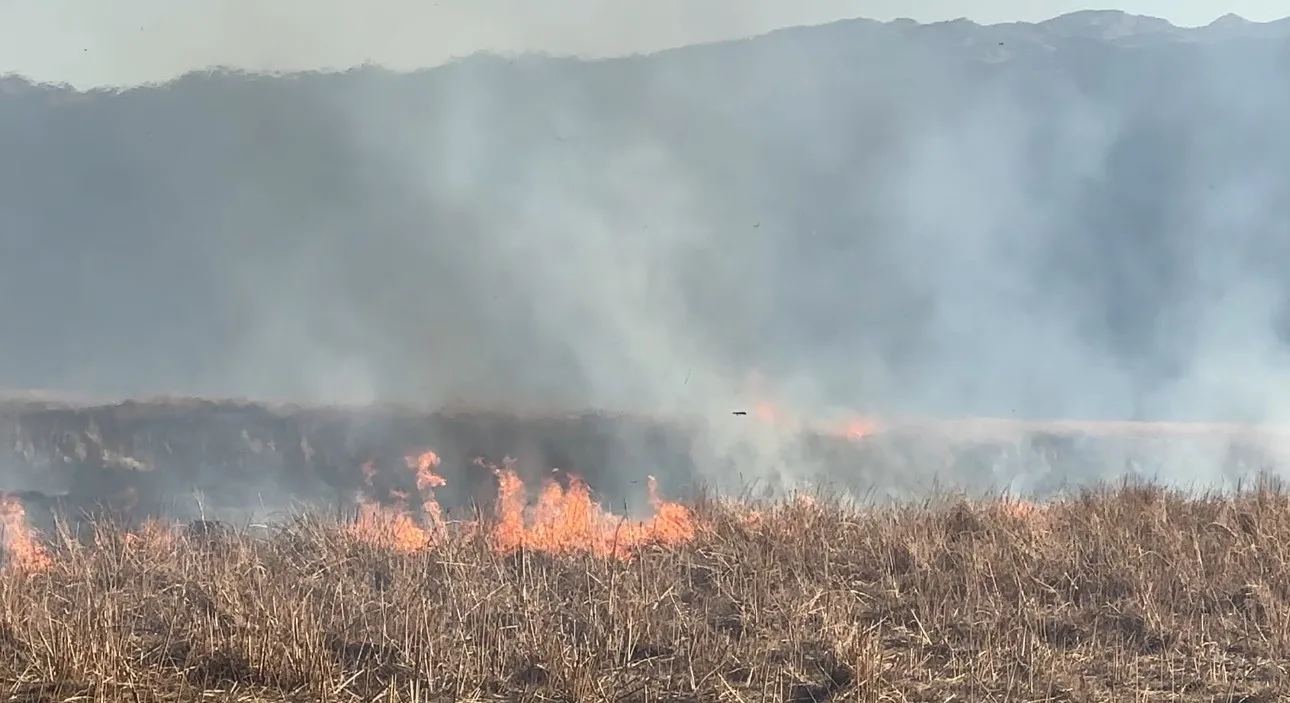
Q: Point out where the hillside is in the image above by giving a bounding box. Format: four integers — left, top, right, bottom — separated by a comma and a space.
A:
1, 11, 1289, 426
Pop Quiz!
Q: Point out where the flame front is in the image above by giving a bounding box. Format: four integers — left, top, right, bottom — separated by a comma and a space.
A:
3, 447, 698, 569
348, 454, 447, 554
0, 495, 52, 573
745, 386, 883, 441
342, 452, 695, 560
122, 518, 178, 551
406, 450, 447, 526
485, 459, 694, 560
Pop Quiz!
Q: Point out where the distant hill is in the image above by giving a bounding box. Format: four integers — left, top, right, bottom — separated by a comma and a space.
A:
1, 11, 1289, 422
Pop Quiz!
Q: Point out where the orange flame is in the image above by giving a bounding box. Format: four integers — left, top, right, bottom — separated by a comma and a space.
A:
1, 446, 697, 567
744, 381, 884, 440
123, 518, 177, 551
351, 505, 434, 554
405, 450, 447, 522
485, 459, 695, 560
347, 451, 448, 554
993, 498, 1050, 526
0, 495, 52, 573
836, 418, 882, 440
753, 401, 792, 426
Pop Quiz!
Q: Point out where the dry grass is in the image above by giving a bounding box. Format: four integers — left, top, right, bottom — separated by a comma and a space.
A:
3, 480, 1290, 702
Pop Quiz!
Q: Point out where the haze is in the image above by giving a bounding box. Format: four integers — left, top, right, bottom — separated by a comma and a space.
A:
2, 4, 1290, 498
0, 1, 1286, 88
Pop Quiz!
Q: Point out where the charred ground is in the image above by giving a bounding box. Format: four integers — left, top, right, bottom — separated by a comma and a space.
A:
1, 397, 1282, 536
2, 482, 1289, 701
0, 397, 714, 529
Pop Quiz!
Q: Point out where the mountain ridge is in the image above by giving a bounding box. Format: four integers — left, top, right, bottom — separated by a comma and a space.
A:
0, 9, 1287, 426
4, 10, 1290, 93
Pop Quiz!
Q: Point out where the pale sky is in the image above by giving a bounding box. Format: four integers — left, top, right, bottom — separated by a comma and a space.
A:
0, 0, 1285, 88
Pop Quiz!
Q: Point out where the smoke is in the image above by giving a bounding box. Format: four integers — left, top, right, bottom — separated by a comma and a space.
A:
0, 2, 1276, 89
0, 0, 905, 89
3, 10, 1290, 499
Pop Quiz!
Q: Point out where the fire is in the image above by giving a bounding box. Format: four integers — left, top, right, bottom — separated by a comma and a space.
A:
123, 518, 177, 551
347, 453, 447, 554
753, 401, 794, 428
351, 506, 435, 554
0, 494, 52, 573
405, 450, 447, 523
485, 459, 695, 560
743, 378, 884, 440
342, 451, 695, 560
994, 498, 1050, 526
836, 418, 882, 440
0, 447, 698, 569
750, 399, 884, 438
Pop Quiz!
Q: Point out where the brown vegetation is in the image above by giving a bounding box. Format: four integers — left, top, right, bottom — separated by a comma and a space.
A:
2, 478, 1290, 702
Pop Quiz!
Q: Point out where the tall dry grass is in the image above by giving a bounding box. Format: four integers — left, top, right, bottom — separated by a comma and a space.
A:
2, 480, 1289, 702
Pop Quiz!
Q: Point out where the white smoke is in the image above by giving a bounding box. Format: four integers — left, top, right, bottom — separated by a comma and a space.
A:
2, 7, 1290, 497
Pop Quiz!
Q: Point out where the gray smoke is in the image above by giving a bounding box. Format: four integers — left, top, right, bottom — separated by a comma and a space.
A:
3, 10, 1290, 497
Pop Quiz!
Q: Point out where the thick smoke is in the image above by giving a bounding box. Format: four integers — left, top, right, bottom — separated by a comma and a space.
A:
3, 10, 1290, 499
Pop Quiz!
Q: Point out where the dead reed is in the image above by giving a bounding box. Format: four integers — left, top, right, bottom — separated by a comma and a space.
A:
2, 479, 1289, 702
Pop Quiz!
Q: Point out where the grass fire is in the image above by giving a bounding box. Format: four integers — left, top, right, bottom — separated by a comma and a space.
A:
2, 398, 1290, 700
3, 468, 1290, 699
343, 450, 696, 560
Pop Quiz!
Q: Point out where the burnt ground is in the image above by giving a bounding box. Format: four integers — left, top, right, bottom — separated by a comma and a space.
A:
3, 482, 1290, 701
0, 397, 1282, 533
0, 397, 711, 527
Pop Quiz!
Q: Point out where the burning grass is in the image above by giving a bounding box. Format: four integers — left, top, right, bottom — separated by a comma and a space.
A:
3, 479, 1290, 702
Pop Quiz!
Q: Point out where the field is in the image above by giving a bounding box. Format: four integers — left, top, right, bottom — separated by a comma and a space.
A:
3, 476, 1289, 702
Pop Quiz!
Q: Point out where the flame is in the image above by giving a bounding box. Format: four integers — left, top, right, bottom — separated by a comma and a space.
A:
837, 418, 882, 439
347, 451, 448, 554
753, 400, 884, 440
0, 495, 52, 573
351, 505, 434, 554
743, 375, 883, 440
344, 452, 694, 559
0, 445, 696, 567
994, 498, 1050, 525
485, 458, 695, 560
123, 518, 177, 551
752, 401, 792, 426
405, 450, 447, 522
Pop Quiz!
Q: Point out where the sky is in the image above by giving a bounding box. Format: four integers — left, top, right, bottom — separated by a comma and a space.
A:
0, 0, 1285, 88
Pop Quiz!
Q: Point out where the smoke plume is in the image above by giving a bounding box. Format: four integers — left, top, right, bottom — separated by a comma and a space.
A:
2, 9, 1290, 497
